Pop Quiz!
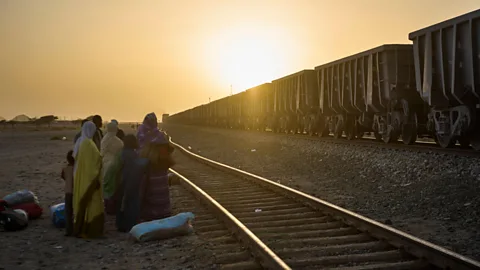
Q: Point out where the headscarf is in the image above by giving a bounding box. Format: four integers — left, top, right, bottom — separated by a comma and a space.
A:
137, 113, 168, 149
106, 121, 118, 136
143, 113, 157, 129
73, 121, 97, 157
101, 121, 122, 157
111, 119, 125, 140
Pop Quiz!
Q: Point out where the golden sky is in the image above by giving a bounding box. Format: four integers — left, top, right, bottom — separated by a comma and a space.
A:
0, 0, 478, 122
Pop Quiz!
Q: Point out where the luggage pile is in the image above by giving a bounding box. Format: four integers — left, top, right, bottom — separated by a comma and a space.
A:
0, 190, 43, 231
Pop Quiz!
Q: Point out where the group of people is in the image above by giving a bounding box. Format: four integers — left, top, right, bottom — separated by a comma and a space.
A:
61, 113, 174, 238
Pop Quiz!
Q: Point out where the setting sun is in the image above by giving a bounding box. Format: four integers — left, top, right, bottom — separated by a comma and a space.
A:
204, 22, 291, 95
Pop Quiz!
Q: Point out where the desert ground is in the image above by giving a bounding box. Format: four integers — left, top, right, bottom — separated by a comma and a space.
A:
0, 127, 228, 270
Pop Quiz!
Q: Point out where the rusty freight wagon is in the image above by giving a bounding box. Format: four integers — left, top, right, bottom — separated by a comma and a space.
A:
409, 9, 480, 149
241, 83, 273, 131
189, 105, 204, 125
208, 97, 230, 127
315, 44, 427, 144
226, 92, 246, 129
272, 70, 318, 133
242, 87, 255, 130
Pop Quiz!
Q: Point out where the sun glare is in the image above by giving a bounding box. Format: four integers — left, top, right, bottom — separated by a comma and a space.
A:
204, 24, 285, 95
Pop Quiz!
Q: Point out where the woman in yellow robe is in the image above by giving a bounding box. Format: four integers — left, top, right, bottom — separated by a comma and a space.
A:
73, 121, 104, 238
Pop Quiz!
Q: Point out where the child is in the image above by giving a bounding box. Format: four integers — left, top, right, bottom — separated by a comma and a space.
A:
61, 150, 74, 236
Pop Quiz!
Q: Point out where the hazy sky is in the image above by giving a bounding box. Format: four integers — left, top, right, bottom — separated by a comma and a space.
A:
0, 1, 478, 122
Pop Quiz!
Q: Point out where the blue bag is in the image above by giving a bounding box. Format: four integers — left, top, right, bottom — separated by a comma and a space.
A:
50, 203, 65, 228
3, 190, 39, 206
129, 212, 195, 242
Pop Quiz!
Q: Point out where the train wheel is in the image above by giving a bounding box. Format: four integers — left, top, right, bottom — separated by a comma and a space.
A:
333, 118, 343, 139
383, 112, 401, 144
382, 126, 398, 143
436, 134, 455, 148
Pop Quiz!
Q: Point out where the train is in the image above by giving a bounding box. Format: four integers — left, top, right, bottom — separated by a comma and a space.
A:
166, 9, 480, 150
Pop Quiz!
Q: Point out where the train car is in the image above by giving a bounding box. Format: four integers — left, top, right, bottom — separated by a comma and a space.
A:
409, 9, 480, 149
227, 92, 245, 129
167, 8, 479, 150
242, 89, 254, 129
190, 106, 201, 125
257, 83, 274, 131
241, 83, 272, 130
315, 44, 427, 144
179, 108, 192, 125
199, 104, 209, 126
272, 70, 318, 133
214, 96, 229, 128
205, 99, 216, 126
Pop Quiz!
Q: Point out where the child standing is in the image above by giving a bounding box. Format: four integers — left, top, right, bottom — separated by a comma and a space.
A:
61, 150, 75, 236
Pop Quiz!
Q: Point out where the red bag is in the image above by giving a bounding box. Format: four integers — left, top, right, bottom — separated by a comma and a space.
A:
12, 203, 43, 220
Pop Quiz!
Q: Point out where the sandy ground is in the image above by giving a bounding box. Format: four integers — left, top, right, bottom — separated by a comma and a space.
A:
0, 129, 225, 270
164, 124, 480, 261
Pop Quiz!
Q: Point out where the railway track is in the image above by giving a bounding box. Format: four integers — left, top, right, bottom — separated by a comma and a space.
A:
170, 139, 480, 270
169, 179, 263, 269
164, 124, 480, 157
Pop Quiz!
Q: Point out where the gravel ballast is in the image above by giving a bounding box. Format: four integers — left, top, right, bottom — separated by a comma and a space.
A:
165, 124, 480, 261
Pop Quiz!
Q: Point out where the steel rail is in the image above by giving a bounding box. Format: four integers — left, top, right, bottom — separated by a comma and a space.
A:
171, 139, 480, 270
167, 182, 262, 269
169, 168, 291, 270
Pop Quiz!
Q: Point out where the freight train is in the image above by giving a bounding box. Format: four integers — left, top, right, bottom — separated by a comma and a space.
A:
166, 9, 480, 150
